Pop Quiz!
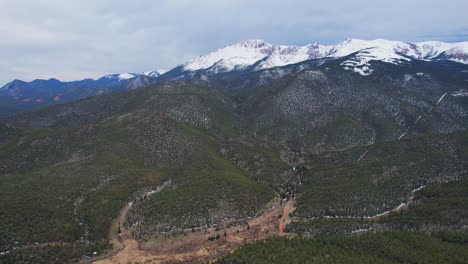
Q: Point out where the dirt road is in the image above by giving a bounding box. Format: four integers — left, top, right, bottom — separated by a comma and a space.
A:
279, 199, 295, 237
94, 197, 295, 264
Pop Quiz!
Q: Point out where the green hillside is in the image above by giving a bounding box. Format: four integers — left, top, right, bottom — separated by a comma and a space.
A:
216, 232, 468, 264
0, 82, 285, 263
1, 60, 468, 263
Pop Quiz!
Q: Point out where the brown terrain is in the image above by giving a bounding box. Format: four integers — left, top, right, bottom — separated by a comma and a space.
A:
91, 185, 421, 264
279, 198, 295, 237
92, 197, 296, 264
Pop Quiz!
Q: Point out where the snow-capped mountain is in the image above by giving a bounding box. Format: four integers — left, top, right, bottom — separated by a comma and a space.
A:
179, 39, 468, 76
336, 39, 468, 75
181, 39, 335, 73
2, 38, 468, 116
104, 73, 137, 81
102, 69, 165, 81
142, 69, 166, 78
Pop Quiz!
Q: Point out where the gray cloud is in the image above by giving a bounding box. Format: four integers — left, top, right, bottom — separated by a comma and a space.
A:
1, 0, 467, 84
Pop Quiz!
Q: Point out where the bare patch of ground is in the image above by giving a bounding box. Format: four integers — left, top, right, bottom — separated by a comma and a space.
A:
279, 199, 295, 237
93, 197, 296, 264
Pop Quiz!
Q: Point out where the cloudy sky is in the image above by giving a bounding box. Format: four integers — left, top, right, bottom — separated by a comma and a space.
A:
1, 0, 467, 85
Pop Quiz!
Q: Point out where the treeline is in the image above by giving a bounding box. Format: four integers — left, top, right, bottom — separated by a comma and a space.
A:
216, 232, 468, 263
294, 131, 468, 218
287, 178, 468, 235
0, 241, 109, 264
380, 178, 468, 230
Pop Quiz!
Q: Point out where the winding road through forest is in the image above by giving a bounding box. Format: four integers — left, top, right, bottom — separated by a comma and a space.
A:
92, 182, 425, 264
93, 197, 296, 264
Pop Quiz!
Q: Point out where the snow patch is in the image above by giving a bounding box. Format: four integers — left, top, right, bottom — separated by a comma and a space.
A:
451, 90, 468, 97
437, 93, 448, 105
351, 228, 374, 234
118, 73, 135, 80
404, 74, 413, 82
104, 73, 136, 81
398, 132, 408, 140
142, 70, 160, 78
414, 115, 422, 125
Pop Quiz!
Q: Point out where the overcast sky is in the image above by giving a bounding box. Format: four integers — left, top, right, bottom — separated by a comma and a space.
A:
1, 0, 467, 85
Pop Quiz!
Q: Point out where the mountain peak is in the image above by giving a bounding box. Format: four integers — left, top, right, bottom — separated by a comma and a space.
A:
0, 79, 23, 90
181, 39, 275, 72
103, 73, 136, 81
238, 39, 269, 47
179, 38, 468, 76
142, 69, 166, 78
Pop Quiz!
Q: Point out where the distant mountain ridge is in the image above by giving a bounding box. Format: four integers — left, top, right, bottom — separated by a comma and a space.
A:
1, 38, 468, 115
0, 70, 165, 115
1, 69, 165, 91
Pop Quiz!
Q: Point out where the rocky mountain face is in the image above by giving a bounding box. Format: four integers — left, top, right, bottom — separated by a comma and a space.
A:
245, 60, 468, 150
167, 57, 467, 153
164, 38, 468, 79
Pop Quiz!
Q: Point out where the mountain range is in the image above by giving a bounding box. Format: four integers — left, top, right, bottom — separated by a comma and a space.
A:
1, 38, 468, 115
1, 37, 468, 263
0, 70, 164, 115
178, 38, 468, 74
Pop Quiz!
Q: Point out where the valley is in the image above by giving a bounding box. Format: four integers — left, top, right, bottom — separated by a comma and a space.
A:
94, 197, 295, 264
1, 38, 468, 263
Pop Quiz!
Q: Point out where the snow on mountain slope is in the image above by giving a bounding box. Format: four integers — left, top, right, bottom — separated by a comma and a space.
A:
338, 39, 414, 76
182, 40, 272, 72
254, 43, 336, 70
181, 38, 468, 76
337, 39, 468, 75
103, 69, 166, 81
142, 69, 166, 78
104, 73, 137, 81
118, 73, 136, 80
182, 40, 335, 73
